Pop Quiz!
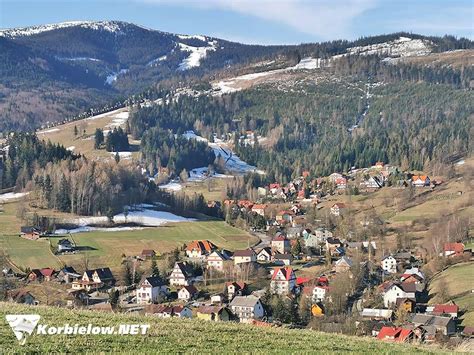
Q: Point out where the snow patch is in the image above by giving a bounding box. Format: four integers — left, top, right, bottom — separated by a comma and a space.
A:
62, 206, 194, 231
105, 69, 129, 85
177, 34, 207, 41
66, 146, 75, 151
37, 128, 60, 135
109, 151, 132, 159
0, 192, 29, 203
147, 55, 167, 66
158, 182, 183, 192
0, 21, 128, 38
177, 41, 217, 71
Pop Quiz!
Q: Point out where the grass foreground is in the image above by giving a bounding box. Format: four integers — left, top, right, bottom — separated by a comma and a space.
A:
0, 303, 444, 354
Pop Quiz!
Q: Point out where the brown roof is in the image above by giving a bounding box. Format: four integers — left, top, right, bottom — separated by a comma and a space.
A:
186, 240, 217, 254
233, 249, 255, 257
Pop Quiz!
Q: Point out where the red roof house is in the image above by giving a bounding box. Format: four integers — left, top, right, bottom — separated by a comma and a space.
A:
377, 327, 413, 342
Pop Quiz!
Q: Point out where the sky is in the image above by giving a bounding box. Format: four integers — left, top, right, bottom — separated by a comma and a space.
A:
0, 0, 472, 44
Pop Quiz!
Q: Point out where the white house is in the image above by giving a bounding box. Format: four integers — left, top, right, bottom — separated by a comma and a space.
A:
270, 267, 296, 295
207, 250, 230, 271
381, 255, 397, 274
330, 203, 346, 216
178, 285, 198, 301
271, 234, 290, 254
312, 285, 329, 302
229, 295, 264, 323
233, 249, 256, 265
257, 247, 272, 262
150, 305, 192, 318
381, 282, 416, 307
136, 276, 168, 304
169, 262, 192, 286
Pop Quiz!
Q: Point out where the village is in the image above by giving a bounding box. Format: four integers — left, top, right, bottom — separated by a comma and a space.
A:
3, 160, 473, 347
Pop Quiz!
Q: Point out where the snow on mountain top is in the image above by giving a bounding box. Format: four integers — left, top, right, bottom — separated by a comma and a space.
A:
177, 41, 217, 71
345, 36, 432, 58
177, 34, 207, 42
0, 20, 131, 38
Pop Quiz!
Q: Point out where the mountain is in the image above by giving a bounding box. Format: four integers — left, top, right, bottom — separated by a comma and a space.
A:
0, 21, 471, 132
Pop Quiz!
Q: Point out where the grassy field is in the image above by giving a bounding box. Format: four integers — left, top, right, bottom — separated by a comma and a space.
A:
429, 262, 474, 327
36, 107, 140, 160
0, 303, 445, 353
2, 221, 256, 272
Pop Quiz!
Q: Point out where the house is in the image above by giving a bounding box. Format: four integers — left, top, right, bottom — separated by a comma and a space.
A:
275, 210, 294, 224
400, 267, 424, 280
271, 234, 291, 254
233, 249, 256, 265
410, 314, 456, 336
411, 175, 430, 187
147, 305, 192, 318
377, 326, 413, 342
169, 262, 193, 286
211, 293, 224, 304
381, 255, 397, 274
326, 238, 342, 254
57, 239, 75, 253
2, 268, 15, 277
443, 242, 465, 257
257, 247, 272, 262
186, 240, 218, 259
312, 285, 330, 302
28, 268, 55, 282
269, 183, 282, 195
178, 285, 198, 301
196, 306, 232, 322
8, 290, 38, 305
330, 203, 346, 216
229, 295, 264, 323
396, 298, 416, 313
140, 249, 156, 259
20, 226, 41, 240
72, 267, 114, 291
136, 276, 169, 304
57, 266, 81, 284
334, 256, 353, 273
251, 204, 267, 217
381, 282, 416, 307
428, 304, 459, 318
270, 266, 296, 295
335, 177, 347, 189
207, 250, 231, 271
364, 176, 384, 189
314, 228, 333, 242
360, 308, 393, 321
273, 253, 293, 266
226, 281, 247, 299
237, 200, 254, 210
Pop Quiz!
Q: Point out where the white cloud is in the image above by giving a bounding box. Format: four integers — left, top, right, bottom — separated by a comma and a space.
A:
139, 0, 378, 39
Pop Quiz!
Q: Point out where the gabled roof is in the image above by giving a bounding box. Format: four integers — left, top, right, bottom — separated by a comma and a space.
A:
331, 203, 346, 208
272, 234, 288, 242
443, 242, 464, 253
233, 249, 255, 257
252, 204, 267, 210
335, 256, 353, 267
377, 326, 412, 342
141, 249, 156, 256
94, 267, 114, 281
186, 240, 218, 254
257, 247, 272, 256
197, 305, 227, 315
40, 268, 55, 277
181, 285, 198, 295
61, 266, 80, 276
229, 295, 260, 308
410, 314, 452, 327
432, 304, 458, 315
144, 276, 163, 287
21, 226, 40, 234
411, 175, 429, 181
271, 266, 295, 281
226, 281, 246, 290
174, 262, 192, 277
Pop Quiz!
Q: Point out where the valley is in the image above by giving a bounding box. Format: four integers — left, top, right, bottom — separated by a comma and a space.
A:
0, 21, 473, 352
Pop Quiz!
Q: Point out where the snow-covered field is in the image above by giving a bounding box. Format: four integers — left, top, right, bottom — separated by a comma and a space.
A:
158, 182, 183, 192
106, 69, 129, 85
183, 130, 263, 175
105, 111, 129, 129
56, 205, 194, 234
177, 41, 217, 71
37, 128, 60, 135
109, 151, 132, 159
0, 192, 29, 203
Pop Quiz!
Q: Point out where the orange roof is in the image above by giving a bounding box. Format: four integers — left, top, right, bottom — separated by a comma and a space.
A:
433, 304, 458, 315
252, 204, 267, 210
186, 240, 217, 253
411, 175, 428, 181
444, 242, 464, 253
332, 203, 346, 208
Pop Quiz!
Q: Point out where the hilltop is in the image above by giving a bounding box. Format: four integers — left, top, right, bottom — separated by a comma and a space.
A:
0, 303, 443, 353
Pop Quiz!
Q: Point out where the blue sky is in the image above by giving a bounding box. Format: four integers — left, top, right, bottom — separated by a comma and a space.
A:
0, 0, 472, 44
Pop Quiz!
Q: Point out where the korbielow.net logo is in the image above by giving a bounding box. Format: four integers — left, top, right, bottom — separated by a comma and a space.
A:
5, 314, 41, 345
